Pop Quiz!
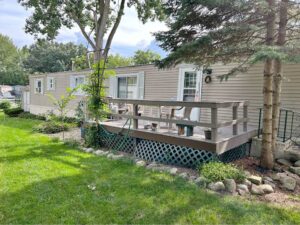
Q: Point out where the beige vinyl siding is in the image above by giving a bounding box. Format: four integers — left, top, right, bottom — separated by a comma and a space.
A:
114, 64, 180, 117
200, 63, 300, 129
29, 70, 91, 115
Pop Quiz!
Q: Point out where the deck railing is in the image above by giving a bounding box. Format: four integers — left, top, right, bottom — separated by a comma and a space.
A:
106, 98, 249, 142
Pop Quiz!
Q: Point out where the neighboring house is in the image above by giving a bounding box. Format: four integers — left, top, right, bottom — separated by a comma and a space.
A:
25, 63, 300, 127
0, 85, 14, 99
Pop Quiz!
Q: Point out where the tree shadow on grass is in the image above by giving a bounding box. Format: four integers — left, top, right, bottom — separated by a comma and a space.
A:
1, 153, 299, 224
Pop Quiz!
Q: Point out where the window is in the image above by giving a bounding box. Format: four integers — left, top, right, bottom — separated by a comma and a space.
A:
34, 79, 43, 94
183, 71, 197, 101
75, 76, 85, 87
70, 75, 85, 95
47, 77, 55, 90
117, 76, 137, 99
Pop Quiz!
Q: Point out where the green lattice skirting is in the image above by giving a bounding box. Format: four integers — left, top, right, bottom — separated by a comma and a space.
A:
98, 126, 250, 168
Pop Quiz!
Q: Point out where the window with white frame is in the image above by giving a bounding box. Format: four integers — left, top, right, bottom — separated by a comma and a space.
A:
183, 71, 197, 101
117, 76, 138, 99
34, 79, 43, 94
70, 75, 86, 95
47, 77, 55, 90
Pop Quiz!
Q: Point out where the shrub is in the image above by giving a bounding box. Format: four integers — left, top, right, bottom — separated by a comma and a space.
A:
199, 161, 245, 182
84, 125, 102, 148
18, 112, 46, 120
4, 107, 24, 117
33, 121, 72, 134
0, 101, 11, 110
64, 139, 81, 148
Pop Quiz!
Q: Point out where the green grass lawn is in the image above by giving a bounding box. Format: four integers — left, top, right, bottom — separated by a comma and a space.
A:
0, 113, 299, 224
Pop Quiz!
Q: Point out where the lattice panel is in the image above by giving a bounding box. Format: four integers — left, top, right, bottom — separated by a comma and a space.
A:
97, 126, 250, 168
218, 143, 249, 163
134, 139, 216, 168
99, 127, 135, 153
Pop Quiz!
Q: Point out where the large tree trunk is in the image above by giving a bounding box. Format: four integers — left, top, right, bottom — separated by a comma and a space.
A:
272, 0, 288, 151
260, 0, 276, 169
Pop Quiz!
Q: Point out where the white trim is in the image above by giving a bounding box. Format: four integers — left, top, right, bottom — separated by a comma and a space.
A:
115, 73, 140, 99
47, 77, 55, 90
177, 66, 203, 120
34, 78, 44, 94
70, 75, 86, 96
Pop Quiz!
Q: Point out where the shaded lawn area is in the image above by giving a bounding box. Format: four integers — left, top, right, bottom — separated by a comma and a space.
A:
0, 113, 299, 224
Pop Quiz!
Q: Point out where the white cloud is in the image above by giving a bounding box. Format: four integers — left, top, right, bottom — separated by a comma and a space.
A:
0, 0, 167, 53
107, 7, 167, 48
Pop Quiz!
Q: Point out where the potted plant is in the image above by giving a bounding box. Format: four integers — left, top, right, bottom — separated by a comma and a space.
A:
204, 128, 212, 140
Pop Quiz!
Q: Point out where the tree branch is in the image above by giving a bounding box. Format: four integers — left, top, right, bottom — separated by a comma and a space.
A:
104, 0, 126, 56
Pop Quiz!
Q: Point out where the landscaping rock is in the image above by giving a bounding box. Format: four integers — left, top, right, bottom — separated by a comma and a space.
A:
208, 181, 225, 192
178, 172, 189, 180
250, 184, 264, 195
111, 154, 124, 160
238, 189, 249, 196
136, 160, 146, 167
243, 179, 252, 187
280, 176, 297, 191
289, 166, 300, 176
272, 172, 286, 181
294, 160, 300, 167
169, 168, 178, 175
224, 179, 236, 193
237, 184, 249, 192
194, 177, 209, 188
262, 177, 276, 188
263, 180, 276, 188
277, 158, 292, 166
260, 184, 274, 194
94, 150, 104, 155
107, 153, 114, 159
146, 162, 159, 169
248, 175, 262, 185
273, 165, 284, 172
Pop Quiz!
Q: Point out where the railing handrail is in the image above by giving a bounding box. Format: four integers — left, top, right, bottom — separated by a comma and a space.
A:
107, 98, 249, 109
107, 98, 249, 142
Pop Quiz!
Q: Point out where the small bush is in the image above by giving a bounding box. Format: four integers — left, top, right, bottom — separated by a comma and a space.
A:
84, 125, 102, 148
199, 161, 245, 182
33, 121, 72, 134
4, 107, 24, 117
0, 101, 11, 110
18, 112, 46, 120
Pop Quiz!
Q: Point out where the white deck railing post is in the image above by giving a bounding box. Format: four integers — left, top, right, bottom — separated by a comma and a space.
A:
211, 107, 218, 142
133, 104, 139, 129
233, 106, 238, 135
243, 104, 248, 132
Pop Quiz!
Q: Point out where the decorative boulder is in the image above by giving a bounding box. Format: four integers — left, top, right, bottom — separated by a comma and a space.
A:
289, 167, 300, 176
250, 184, 264, 195
178, 172, 189, 180
294, 160, 300, 167
243, 179, 252, 187
260, 184, 274, 194
194, 177, 209, 188
208, 181, 225, 192
276, 158, 292, 166
169, 168, 178, 175
248, 175, 262, 185
94, 150, 104, 155
224, 179, 236, 193
280, 176, 297, 191
136, 160, 146, 167
237, 184, 249, 192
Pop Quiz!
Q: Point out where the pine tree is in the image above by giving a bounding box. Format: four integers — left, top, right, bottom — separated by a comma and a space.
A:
155, 0, 300, 169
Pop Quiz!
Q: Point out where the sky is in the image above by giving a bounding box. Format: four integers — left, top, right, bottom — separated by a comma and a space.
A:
0, 0, 168, 57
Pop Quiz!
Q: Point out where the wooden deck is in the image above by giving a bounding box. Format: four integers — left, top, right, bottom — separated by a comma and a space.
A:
103, 98, 257, 154
100, 119, 257, 154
